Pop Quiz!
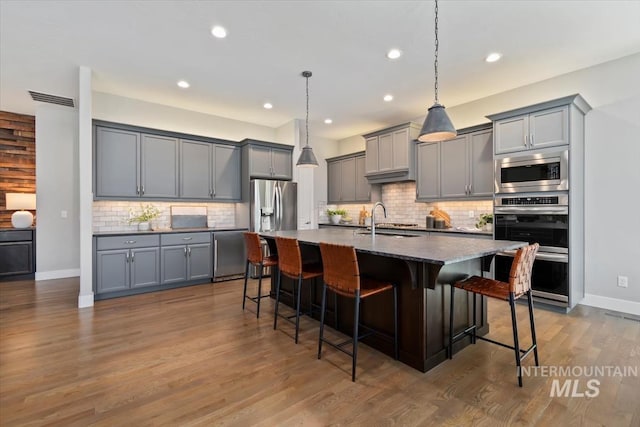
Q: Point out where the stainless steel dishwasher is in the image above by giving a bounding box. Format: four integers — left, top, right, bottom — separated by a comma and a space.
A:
212, 230, 247, 281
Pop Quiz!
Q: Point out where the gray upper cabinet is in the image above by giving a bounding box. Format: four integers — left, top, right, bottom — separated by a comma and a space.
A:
416, 142, 440, 200
95, 127, 139, 198
364, 122, 420, 184
416, 126, 493, 201
327, 152, 370, 204
493, 105, 568, 155
213, 145, 241, 200
141, 134, 179, 198
180, 140, 212, 199
246, 144, 293, 180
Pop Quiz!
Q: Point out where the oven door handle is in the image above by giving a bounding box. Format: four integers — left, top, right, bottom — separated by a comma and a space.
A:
495, 206, 568, 214
498, 250, 568, 263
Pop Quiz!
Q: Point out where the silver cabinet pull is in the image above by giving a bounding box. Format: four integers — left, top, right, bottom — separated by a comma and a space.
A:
187, 247, 191, 256
184, 247, 187, 256
182, 237, 192, 241
524, 135, 528, 147
131, 252, 135, 262
530, 133, 534, 147
124, 240, 136, 244
468, 184, 472, 195
141, 186, 145, 195
214, 239, 218, 273
136, 186, 140, 195
213, 188, 216, 197
209, 189, 213, 197
126, 252, 130, 262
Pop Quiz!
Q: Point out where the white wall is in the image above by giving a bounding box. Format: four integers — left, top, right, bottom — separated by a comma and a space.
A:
93, 92, 277, 142
35, 104, 80, 279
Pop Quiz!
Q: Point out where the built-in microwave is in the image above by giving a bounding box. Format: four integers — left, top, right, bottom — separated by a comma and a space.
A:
495, 150, 568, 194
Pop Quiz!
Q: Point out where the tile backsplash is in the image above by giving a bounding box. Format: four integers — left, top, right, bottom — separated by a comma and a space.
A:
329, 182, 493, 229
93, 201, 236, 232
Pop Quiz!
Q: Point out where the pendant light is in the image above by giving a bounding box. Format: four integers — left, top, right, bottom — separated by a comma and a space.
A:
418, 0, 457, 142
296, 70, 319, 167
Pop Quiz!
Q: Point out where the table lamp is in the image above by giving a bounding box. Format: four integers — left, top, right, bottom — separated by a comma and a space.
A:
6, 193, 36, 228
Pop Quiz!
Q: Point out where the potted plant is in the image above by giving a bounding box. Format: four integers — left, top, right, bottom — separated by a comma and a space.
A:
326, 208, 348, 225
476, 213, 493, 232
128, 204, 161, 231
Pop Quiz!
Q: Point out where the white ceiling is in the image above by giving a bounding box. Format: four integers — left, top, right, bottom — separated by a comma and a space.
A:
1, 0, 639, 140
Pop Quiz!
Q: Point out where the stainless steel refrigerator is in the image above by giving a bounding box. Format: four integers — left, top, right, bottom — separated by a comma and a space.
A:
249, 180, 297, 277
250, 180, 297, 233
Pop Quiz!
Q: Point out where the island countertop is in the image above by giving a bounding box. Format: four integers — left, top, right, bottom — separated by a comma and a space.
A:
260, 228, 525, 265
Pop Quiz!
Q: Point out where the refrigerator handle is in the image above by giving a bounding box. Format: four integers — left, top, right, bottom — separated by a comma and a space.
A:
275, 183, 282, 230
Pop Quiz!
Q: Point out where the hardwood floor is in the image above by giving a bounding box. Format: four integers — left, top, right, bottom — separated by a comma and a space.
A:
1, 278, 638, 426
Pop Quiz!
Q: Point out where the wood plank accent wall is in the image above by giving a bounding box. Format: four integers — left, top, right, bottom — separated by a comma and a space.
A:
0, 111, 36, 229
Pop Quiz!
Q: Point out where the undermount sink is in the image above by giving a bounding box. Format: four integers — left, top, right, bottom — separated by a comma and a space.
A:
356, 231, 419, 238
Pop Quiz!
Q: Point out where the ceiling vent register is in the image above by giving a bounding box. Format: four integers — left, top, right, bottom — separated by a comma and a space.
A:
28, 91, 75, 108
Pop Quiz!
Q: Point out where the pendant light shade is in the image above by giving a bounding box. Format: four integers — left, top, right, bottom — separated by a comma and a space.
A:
296, 70, 319, 168
418, 103, 457, 142
418, 0, 457, 143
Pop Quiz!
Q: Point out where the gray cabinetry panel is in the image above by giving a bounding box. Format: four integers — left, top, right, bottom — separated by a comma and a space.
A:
271, 148, 292, 180
248, 145, 273, 178
161, 246, 188, 284
440, 135, 468, 199
355, 155, 370, 201
141, 134, 179, 198
213, 231, 246, 278
377, 133, 393, 171
365, 137, 378, 174
213, 145, 241, 200
327, 159, 341, 203
494, 116, 528, 154
96, 235, 160, 250
363, 123, 419, 183
95, 127, 139, 197
130, 247, 160, 288
392, 128, 410, 170
416, 142, 440, 200
326, 153, 370, 204
180, 140, 212, 199
529, 106, 568, 150
161, 232, 210, 246
340, 157, 357, 201
96, 249, 130, 293
187, 243, 212, 280
469, 129, 494, 197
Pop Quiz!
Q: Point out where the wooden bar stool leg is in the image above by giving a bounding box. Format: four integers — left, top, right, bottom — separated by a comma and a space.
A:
318, 283, 327, 359
352, 293, 361, 382
273, 271, 282, 331
295, 276, 303, 344
472, 293, 477, 344
449, 284, 455, 359
509, 293, 523, 387
256, 263, 263, 318
527, 290, 539, 366
393, 285, 399, 360
242, 261, 250, 310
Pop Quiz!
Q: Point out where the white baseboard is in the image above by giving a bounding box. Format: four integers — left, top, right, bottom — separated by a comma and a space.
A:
580, 294, 640, 316
78, 292, 94, 308
35, 268, 81, 281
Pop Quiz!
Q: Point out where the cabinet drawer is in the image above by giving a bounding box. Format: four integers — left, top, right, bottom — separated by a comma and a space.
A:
161, 232, 211, 246
0, 230, 32, 242
96, 235, 160, 250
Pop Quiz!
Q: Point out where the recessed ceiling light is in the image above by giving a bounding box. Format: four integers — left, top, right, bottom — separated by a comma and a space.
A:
383, 94, 393, 102
263, 103, 273, 109
485, 52, 502, 63
211, 26, 227, 38
177, 80, 190, 89
324, 119, 333, 124
386, 49, 402, 60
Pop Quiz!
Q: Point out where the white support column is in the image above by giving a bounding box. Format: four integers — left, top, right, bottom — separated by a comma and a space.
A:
78, 66, 94, 308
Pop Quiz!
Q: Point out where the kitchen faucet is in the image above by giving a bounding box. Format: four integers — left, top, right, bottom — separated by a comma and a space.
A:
371, 202, 387, 237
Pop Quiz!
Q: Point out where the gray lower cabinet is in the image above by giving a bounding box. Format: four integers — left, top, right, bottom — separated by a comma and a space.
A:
327, 152, 370, 203
160, 233, 212, 284
180, 140, 241, 201
95, 235, 160, 294
213, 230, 246, 279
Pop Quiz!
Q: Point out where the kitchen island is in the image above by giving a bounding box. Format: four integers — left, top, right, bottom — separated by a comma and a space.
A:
261, 228, 525, 372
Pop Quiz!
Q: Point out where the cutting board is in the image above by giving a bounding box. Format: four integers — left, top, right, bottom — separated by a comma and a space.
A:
430, 207, 451, 228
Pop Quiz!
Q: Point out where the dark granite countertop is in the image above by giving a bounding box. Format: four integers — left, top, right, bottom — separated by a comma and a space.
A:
261, 228, 523, 265
93, 227, 247, 237
318, 222, 492, 236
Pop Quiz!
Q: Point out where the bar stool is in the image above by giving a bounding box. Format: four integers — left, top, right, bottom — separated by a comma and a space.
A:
273, 236, 323, 344
242, 232, 278, 318
449, 243, 539, 387
317, 242, 398, 382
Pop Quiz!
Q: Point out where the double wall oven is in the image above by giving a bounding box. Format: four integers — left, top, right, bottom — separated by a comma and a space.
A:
494, 149, 571, 307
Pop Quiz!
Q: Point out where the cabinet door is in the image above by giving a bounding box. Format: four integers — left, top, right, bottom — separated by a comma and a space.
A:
187, 243, 212, 280
378, 133, 393, 171
180, 140, 212, 199
213, 145, 241, 200
340, 157, 357, 202
529, 106, 568, 149
95, 127, 139, 197
440, 135, 469, 198
392, 128, 410, 170
96, 249, 129, 293
416, 142, 439, 200
327, 160, 341, 203
0, 242, 33, 277
248, 146, 273, 178
365, 137, 378, 174
469, 130, 494, 197
271, 148, 292, 180
354, 155, 370, 201
161, 245, 188, 284
141, 134, 179, 198
494, 115, 529, 155
130, 247, 160, 289
213, 231, 246, 278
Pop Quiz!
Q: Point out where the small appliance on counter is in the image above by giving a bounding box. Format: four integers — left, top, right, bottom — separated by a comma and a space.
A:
430, 207, 451, 228
425, 215, 435, 229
